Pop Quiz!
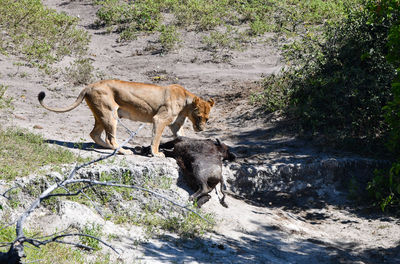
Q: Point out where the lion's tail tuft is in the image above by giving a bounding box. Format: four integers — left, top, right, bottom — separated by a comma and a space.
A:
38, 91, 46, 102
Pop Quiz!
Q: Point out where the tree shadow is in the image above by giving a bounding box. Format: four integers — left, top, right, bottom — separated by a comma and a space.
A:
126, 219, 400, 263
205, 122, 393, 220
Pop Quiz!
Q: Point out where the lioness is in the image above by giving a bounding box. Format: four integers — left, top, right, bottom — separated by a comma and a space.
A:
38, 79, 214, 157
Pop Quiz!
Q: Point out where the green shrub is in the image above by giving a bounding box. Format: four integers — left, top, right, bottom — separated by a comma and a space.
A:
368, 165, 400, 213
65, 57, 95, 85
251, 73, 293, 112
80, 223, 103, 251
258, 2, 395, 143
379, 0, 400, 155
0, 0, 89, 68
159, 24, 181, 51
95, 0, 162, 40
172, 0, 233, 31
257, 0, 400, 212
366, 0, 400, 212
202, 26, 243, 52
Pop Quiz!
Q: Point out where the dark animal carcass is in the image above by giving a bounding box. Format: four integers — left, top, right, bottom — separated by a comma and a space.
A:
151, 137, 236, 208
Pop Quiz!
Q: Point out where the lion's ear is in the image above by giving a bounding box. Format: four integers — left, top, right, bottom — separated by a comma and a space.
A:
208, 98, 215, 107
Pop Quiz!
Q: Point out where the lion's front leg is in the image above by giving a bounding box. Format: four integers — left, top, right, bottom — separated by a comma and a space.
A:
169, 114, 186, 137
151, 113, 174, 158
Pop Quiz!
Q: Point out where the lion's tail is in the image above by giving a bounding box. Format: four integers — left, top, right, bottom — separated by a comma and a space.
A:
38, 87, 88, 113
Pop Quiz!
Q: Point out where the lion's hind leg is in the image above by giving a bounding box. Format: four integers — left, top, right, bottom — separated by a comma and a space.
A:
100, 110, 132, 155
90, 118, 108, 149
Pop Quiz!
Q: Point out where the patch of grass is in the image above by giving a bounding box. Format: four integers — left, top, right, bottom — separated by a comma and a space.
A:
159, 210, 215, 238
95, 0, 161, 41
94, 0, 360, 52
0, 84, 12, 109
113, 201, 214, 238
0, 128, 87, 180
80, 223, 103, 251
142, 173, 173, 190
0, 225, 84, 263
202, 26, 243, 52
172, 0, 235, 31
0, 0, 89, 69
0, 225, 111, 263
7, 188, 21, 209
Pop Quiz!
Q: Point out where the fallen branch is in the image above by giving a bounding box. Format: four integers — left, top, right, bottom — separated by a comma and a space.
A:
1, 184, 21, 200
64, 179, 212, 224
24, 233, 119, 254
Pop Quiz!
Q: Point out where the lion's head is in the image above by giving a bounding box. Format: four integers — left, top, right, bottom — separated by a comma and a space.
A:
189, 97, 215, 132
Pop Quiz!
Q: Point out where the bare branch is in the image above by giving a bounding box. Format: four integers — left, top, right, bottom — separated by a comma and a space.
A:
1, 184, 21, 200
80, 190, 104, 217
26, 233, 119, 254
0, 242, 12, 247
30, 226, 72, 241
64, 179, 212, 224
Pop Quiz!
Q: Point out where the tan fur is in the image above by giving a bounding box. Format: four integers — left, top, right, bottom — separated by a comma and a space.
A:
38, 79, 214, 157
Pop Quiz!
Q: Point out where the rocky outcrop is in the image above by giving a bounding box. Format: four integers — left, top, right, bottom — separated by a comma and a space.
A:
224, 156, 388, 206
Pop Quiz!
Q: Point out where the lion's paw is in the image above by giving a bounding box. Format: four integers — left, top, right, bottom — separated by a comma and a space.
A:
119, 148, 133, 155
152, 152, 165, 158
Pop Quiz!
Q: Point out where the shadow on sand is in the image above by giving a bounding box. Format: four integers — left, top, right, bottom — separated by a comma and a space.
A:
133, 219, 400, 264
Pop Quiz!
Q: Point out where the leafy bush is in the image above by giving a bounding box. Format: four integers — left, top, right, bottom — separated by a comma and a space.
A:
159, 24, 181, 51
253, 0, 399, 211
172, 0, 234, 31
202, 26, 243, 52
368, 166, 400, 212
95, 0, 162, 40
378, 0, 400, 156
0, 0, 89, 68
258, 2, 396, 142
366, 0, 400, 212
65, 57, 95, 85
80, 223, 103, 251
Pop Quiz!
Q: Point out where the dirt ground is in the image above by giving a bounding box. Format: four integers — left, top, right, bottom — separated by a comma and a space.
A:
1, 1, 400, 263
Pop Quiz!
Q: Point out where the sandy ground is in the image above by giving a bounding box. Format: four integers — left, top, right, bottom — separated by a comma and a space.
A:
0, 1, 399, 263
